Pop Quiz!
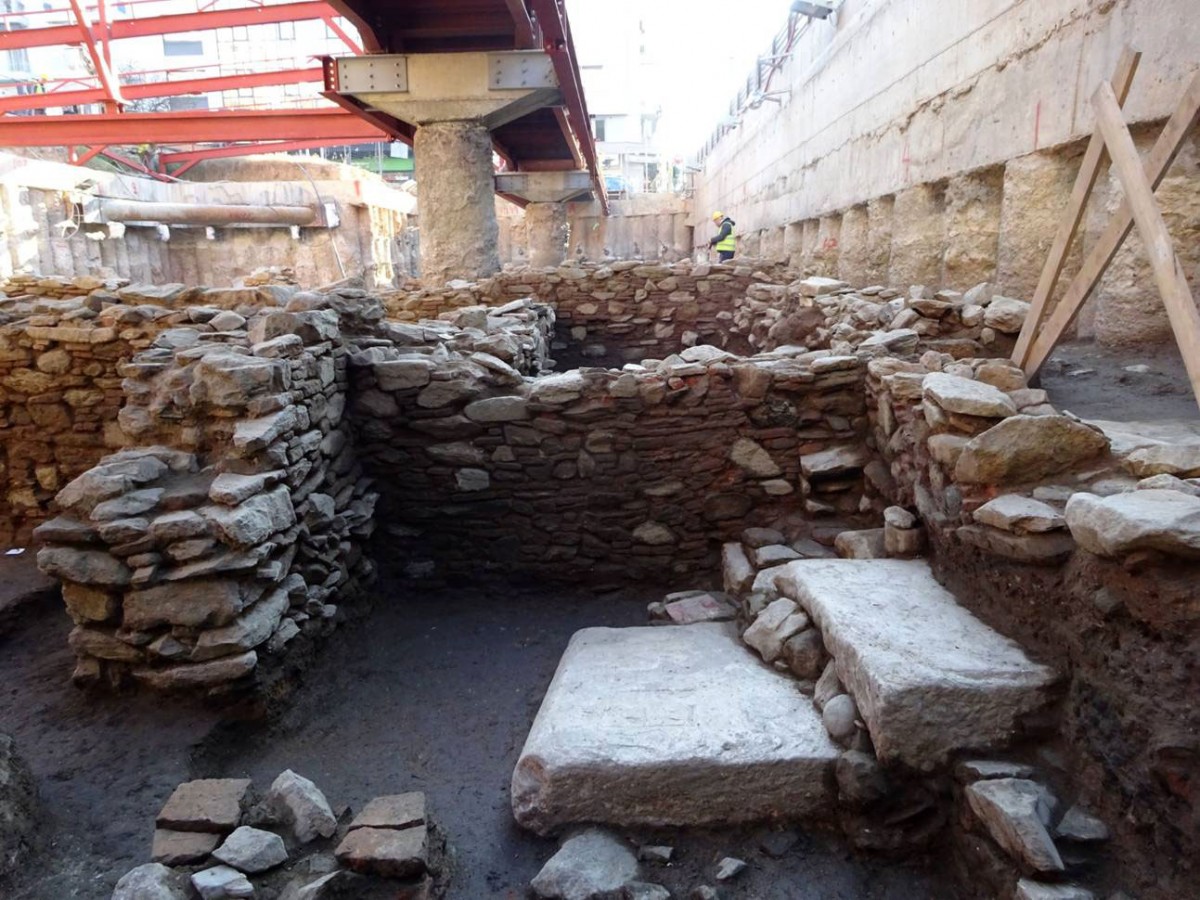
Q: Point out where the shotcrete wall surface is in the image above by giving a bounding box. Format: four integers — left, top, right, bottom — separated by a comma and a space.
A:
693, 0, 1200, 344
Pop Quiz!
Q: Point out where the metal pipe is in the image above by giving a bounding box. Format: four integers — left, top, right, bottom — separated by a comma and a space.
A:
101, 199, 319, 227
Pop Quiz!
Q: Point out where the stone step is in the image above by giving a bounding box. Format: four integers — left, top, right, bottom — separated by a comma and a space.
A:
772, 558, 1056, 769
511, 623, 840, 835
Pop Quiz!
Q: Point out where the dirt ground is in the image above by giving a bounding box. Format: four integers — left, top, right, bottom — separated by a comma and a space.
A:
0, 573, 948, 900
1038, 339, 1196, 421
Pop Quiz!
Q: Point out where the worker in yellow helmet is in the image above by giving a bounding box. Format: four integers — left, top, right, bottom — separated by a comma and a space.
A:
708, 211, 736, 262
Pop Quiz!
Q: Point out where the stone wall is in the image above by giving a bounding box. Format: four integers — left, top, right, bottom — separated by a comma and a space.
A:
31, 295, 385, 695
349, 344, 874, 583
0, 278, 174, 546
693, 0, 1200, 347
862, 348, 1200, 900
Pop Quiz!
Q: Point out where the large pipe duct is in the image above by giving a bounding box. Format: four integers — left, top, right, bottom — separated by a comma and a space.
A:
100, 198, 319, 227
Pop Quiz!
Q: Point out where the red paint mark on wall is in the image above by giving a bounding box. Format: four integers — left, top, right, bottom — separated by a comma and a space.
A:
821, 237, 839, 252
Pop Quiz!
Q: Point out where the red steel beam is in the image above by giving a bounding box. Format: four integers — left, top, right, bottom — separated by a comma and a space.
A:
527, 0, 608, 212
68, 0, 122, 110
321, 0, 383, 53
504, 0, 538, 49
0, 1, 339, 51
321, 11, 363, 54
0, 67, 325, 114
0, 108, 388, 145
160, 138, 374, 165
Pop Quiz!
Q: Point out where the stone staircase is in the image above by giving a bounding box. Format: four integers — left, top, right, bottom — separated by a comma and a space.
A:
512, 533, 1105, 897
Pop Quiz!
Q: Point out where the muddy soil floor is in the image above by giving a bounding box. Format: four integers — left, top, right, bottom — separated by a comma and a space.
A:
1039, 338, 1196, 421
0, 571, 950, 899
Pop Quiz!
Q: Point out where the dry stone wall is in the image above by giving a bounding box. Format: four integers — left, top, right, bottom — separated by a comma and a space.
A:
860, 347, 1200, 900
31, 295, 384, 694
349, 342, 874, 583
0, 276, 178, 546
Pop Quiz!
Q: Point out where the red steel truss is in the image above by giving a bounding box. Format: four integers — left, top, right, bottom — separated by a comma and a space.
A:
0, 0, 381, 169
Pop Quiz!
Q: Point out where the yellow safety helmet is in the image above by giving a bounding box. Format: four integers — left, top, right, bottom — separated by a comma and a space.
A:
711, 211, 724, 222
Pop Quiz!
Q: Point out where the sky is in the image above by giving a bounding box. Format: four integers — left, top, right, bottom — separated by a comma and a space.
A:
565, 0, 793, 160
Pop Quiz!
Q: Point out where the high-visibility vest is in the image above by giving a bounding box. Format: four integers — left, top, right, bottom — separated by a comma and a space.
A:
715, 218, 736, 252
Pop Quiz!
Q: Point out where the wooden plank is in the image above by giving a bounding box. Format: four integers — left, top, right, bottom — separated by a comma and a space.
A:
1093, 82, 1200, 412
1011, 47, 1140, 368
1024, 71, 1200, 375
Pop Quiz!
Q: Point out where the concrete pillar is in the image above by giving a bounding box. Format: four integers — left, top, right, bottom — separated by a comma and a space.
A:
838, 204, 870, 285
866, 195, 895, 285
942, 166, 1003, 290
414, 120, 500, 284
525, 201, 569, 268
889, 183, 945, 287
997, 150, 1080, 301
812, 215, 842, 277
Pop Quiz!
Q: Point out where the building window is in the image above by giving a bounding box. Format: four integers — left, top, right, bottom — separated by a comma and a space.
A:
592, 116, 606, 141
277, 21, 295, 39
168, 95, 209, 111
162, 37, 203, 56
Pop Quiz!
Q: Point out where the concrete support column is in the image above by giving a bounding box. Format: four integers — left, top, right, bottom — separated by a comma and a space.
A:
414, 120, 500, 283
525, 201, 569, 268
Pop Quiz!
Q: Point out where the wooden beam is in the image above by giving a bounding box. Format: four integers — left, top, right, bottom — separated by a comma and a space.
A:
1012, 48, 1140, 367
1092, 81, 1200, 412
1024, 71, 1200, 375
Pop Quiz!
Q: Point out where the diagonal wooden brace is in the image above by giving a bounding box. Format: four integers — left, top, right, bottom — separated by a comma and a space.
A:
1011, 48, 1140, 368
1022, 71, 1200, 380
1092, 81, 1200, 412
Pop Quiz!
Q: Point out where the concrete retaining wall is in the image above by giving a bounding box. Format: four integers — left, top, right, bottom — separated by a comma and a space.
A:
693, 0, 1200, 347
497, 193, 692, 265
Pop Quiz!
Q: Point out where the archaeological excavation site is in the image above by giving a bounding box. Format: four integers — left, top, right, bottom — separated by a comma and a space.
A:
0, 1, 1197, 899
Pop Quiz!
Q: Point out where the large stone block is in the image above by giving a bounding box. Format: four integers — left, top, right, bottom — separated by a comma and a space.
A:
774, 559, 1056, 768
511, 624, 839, 834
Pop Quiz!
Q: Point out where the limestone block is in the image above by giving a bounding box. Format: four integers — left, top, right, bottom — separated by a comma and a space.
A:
191, 865, 254, 900
965, 778, 1064, 874
202, 486, 295, 547
213, 826, 287, 874
348, 793, 425, 831
1065, 490, 1200, 559
112, 863, 191, 900
954, 416, 1109, 485
729, 438, 781, 477
922, 373, 1016, 418
37, 547, 131, 587
334, 824, 427, 879
530, 829, 638, 900
133, 652, 258, 691
743, 597, 809, 662
721, 542, 755, 595
124, 580, 263, 630
152, 829, 222, 866
511, 625, 838, 834
774, 559, 1056, 768
1123, 443, 1200, 478
267, 770, 337, 844
191, 588, 289, 661
973, 495, 1065, 533
983, 296, 1030, 335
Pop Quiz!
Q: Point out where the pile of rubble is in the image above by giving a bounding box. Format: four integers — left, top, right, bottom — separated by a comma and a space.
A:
114, 770, 440, 900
